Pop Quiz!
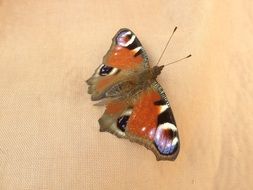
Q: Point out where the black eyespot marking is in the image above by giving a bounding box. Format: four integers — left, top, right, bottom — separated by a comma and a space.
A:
158, 108, 176, 126
154, 99, 176, 126
99, 65, 113, 76
117, 115, 130, 132
154, 99, 166, 105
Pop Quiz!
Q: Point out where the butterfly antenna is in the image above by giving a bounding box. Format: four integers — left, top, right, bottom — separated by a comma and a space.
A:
163, 54, 192, 67
156, 26, 177, 66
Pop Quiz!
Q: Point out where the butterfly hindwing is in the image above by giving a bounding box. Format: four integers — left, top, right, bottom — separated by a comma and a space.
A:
86, 28, 149, 101
98, 81, 179, 161
99, 99, 128, 138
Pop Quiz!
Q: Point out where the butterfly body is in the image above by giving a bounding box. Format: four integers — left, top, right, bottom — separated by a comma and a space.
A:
87, 28, 179, 160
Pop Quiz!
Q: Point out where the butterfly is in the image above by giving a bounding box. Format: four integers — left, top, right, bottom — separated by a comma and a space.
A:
87, 28, 184, 161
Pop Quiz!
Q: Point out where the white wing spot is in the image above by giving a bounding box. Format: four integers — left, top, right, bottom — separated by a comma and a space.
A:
172, 137, 179, 146
121, 109, 132, 116
124, 34, 135, 47
159, 104, 169, 114
109, 68, 119, 75
132, 46, 142, 53
158, 123, 177, 132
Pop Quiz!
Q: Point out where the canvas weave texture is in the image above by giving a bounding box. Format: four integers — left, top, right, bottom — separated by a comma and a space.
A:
0, 0, 252, 189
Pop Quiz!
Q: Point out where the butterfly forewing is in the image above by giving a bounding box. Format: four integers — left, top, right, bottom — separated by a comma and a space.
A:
86, 28, 149, 101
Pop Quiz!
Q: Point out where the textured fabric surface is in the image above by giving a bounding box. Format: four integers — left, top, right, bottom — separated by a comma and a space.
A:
0, 0, 252, 189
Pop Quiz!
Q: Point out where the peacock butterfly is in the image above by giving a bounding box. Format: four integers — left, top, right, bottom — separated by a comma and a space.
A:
87, 28, 190, 160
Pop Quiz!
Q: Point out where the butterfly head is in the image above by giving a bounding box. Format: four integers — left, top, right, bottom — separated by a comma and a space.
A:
151, 65, 164, 79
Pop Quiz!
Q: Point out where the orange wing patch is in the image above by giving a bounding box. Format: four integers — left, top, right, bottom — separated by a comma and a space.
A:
106, 46, 143, 70
127, 89, 161, 140
96, 76, 114, 91
106, 100, 127, 115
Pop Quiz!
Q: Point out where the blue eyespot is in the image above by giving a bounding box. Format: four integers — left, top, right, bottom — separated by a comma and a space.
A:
99, 65, 113, 76
117, 116, 130, 132
154, 124, 178, 155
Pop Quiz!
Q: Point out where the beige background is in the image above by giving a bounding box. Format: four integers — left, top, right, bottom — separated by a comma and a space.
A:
0, 0, 253, 189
